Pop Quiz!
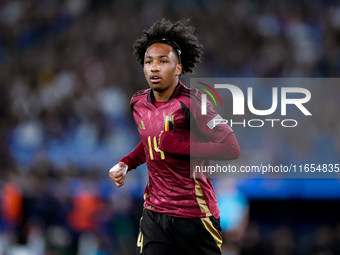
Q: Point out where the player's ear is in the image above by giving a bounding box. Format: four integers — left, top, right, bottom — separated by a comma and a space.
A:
175, 63, 183, 76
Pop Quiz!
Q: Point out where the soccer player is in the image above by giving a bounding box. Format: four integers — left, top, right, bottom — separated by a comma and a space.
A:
110, 19, 240, 255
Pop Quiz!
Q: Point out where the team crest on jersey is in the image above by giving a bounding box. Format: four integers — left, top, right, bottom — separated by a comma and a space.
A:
164, 115, 174, 131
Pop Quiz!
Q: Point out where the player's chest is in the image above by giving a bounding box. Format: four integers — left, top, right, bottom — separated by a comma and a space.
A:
133, 101, 187, 137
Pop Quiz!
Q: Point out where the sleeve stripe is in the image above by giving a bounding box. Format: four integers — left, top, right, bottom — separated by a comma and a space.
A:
131, 100, 138, 113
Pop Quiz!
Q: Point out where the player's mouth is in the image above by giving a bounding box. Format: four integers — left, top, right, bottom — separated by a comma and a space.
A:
150, 74, 162, 83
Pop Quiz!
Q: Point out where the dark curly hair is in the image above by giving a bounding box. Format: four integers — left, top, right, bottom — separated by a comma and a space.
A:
133, 18, 203, 75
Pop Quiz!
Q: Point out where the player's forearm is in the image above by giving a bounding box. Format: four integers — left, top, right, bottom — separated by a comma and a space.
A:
120, 141, 146, 171
159, 132, 240, 159
190, 133, 240, 159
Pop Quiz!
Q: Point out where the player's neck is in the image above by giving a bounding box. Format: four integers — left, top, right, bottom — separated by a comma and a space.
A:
153, 81, 178, 102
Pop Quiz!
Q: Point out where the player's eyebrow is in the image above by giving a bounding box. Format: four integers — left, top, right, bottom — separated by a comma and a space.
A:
144, 55, 170, 59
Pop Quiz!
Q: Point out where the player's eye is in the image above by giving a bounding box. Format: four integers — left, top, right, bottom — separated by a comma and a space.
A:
145, 60, 152, 64
160, 60, 167, 63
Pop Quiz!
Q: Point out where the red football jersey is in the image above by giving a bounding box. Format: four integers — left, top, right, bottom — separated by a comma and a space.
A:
129, 82, 233, 219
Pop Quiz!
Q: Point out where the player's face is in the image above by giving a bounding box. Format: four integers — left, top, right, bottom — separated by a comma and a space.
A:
143, 43, 182, 95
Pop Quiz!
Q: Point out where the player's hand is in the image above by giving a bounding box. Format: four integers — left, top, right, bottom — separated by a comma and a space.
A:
159, 131, 190, 155
158, 130, 171, 152
109, 162, 127, 187
158, 131, 181, 153
158, 130, 164, 146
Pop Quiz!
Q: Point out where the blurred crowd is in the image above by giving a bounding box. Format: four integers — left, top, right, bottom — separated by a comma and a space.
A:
0, 0, 340, 254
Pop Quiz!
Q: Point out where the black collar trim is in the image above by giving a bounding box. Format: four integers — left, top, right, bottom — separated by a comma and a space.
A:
147, 81, 183, 104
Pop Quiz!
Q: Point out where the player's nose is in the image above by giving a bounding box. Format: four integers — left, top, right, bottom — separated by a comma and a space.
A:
151, 61, 160, 72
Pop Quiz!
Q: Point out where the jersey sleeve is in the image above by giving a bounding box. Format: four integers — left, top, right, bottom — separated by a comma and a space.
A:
120, 141, 146, 171
190, 89, 233, 143
159, 131, 240, 159
158, 88, 240, 159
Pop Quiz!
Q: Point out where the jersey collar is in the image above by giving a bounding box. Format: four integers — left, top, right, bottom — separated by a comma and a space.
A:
147, 81, 183, 104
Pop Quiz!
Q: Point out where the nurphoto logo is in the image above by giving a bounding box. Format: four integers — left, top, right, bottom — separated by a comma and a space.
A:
198, 83, 312, 128
196, 82, 223, 115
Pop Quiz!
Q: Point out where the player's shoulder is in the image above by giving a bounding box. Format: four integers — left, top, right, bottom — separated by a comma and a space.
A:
130, 88, 150, 112
177, 83, 216, 116
131, 88, 150, 103
177, 83, 204, 106
176, 83, 198, 99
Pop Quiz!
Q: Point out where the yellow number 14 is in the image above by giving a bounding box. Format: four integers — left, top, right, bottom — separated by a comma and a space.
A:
147, 136, 165, 160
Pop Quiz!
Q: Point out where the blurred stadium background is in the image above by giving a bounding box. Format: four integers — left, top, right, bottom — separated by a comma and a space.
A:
0, 0, 340, 254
